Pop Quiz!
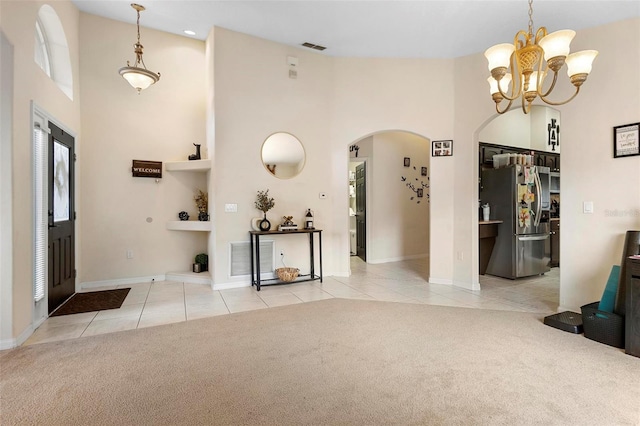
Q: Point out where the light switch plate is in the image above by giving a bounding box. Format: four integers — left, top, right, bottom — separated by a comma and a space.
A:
224, 203, 238, 213
583, 201, 594, 214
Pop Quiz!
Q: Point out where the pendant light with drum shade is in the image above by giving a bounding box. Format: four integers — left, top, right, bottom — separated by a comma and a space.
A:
118, 3, 160, 93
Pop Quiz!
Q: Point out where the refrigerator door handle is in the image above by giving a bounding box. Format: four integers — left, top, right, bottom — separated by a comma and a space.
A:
517, 235, 549, 241
533, 168, 542, 227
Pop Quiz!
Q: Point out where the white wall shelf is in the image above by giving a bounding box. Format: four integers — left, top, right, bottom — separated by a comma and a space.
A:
166, 221, 212, 231
165, 159, 211, 172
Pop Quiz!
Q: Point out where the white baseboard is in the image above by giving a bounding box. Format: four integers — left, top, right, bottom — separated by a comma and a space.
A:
428, 277, 452, 286
213, 281, 251, 291
0, 337, 17, 350
81, 274, 166, 289
453, 280, 480, 291
165, 271, 211, 285
0, 323, 34, 350
557, 305, 578, 313
367, 254, 429, 265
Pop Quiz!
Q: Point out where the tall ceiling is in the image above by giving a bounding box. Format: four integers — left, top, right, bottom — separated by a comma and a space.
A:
71, 1, 640, 58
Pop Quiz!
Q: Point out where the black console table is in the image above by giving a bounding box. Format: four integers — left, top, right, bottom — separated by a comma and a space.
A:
249, 229, 323, 291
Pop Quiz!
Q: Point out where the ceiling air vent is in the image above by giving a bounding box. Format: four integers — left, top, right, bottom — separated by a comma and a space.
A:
301, 42, 326, 51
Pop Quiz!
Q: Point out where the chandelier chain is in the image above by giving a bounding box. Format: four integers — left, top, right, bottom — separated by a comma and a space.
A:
528, 0, 534, 37
136, 10, 141, 44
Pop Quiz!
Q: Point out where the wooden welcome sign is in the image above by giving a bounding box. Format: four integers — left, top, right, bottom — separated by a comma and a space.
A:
132, 160, 162, 178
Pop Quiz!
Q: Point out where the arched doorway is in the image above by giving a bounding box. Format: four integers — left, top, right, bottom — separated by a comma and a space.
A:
347, 130, 431, 279
474, 106, 560, 311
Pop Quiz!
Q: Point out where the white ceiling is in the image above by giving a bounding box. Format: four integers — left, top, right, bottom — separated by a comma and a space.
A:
71, 1, 639, 58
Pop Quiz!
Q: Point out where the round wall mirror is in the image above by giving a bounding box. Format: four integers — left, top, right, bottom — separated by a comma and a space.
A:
261, 132, 306, 179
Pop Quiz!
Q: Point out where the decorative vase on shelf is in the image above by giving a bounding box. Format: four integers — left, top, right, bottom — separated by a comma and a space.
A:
178, 211, 189, 221
198, 211, 209, 221
259, 213, 271, 231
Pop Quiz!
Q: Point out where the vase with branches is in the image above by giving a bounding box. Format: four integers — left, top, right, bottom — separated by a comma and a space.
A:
255, 189, 275, 231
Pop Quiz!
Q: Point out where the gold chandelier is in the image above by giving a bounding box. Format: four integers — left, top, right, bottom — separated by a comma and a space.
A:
118, 3, 160, 93
485, 0, 598, 114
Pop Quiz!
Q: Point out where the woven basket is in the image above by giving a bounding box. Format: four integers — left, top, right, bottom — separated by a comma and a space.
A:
275, 267, 299, 282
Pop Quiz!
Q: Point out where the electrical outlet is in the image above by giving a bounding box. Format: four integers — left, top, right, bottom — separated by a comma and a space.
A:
280, 250, 284, 257
457, 251, 464, 261
126, 249, 133, 259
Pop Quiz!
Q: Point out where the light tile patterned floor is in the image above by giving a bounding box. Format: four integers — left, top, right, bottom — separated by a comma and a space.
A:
24, 257, 559, 345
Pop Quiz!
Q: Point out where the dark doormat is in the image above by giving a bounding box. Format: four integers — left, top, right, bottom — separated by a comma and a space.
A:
51, 288, 131, 317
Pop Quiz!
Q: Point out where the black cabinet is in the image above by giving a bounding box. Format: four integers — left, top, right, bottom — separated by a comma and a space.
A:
544, 155, 556, 171
625, 256, 640, 357
479, 143, 560, 173
550, 219, 560, 267
481, 146, 503, 166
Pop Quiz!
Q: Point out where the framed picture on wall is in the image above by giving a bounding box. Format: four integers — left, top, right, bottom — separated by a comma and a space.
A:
432, 140, 453, 157
404, 157, 410, 167
421, 167, 427, 176
613, 122, 640, 158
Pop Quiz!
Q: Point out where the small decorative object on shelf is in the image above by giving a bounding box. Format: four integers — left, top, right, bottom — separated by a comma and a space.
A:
193, 253, 208, 273
188, 143, 201, 161
279, 216, 298, 231
255, 189, 275, 231
194, 189, 208, 221
304, 209, 314, 230
178, 211, 189, 221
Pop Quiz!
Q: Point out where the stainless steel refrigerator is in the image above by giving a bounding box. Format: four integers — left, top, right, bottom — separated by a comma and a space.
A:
481, 165, 551, 279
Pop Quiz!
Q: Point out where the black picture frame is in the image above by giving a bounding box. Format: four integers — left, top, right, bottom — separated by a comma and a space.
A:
421, 166, 427, 176
404, 157, 410, 167
432, 140, 453, 157
417, 188, 423, 198
613, 122, 640, 158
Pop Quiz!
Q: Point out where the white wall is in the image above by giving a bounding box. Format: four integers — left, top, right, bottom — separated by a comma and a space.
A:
454, 18, 640, 306
558, 18, 640, 311
331, 58, 455, 283
1, 0, 82, 341
211, 27, 454, 285
530, 106, 561, 153
4, 1, 637, 343
367, 132, 430, 263
479, 108, 531, 149
78, 13, 207, 283
211, 27, 334, 284
479, 105, 560, 153
0, 31, 14, 347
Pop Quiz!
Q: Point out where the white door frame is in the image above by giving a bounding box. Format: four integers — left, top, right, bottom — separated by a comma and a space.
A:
0, 32, 14, 349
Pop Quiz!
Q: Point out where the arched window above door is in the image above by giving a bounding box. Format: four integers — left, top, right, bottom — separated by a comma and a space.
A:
34, 5, 73, 100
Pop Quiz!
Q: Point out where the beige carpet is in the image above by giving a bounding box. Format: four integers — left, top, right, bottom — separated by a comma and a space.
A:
1, 299, 639, 425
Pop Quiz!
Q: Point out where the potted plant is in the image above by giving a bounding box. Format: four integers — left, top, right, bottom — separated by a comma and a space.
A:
193, 253, 208, 273
255, 189, 275, 231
